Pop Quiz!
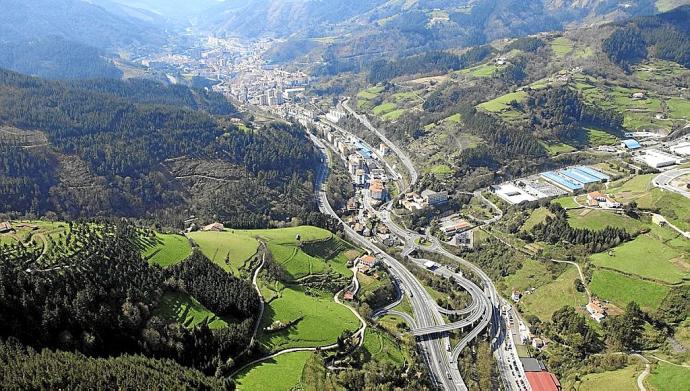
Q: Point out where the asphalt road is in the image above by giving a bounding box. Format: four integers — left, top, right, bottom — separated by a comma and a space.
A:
653, 168, 690, 199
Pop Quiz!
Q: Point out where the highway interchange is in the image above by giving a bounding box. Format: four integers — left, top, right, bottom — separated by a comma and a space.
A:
308, 102, 531, 390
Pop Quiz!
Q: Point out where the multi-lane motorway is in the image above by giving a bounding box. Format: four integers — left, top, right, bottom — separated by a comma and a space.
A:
308, 100, 530, 390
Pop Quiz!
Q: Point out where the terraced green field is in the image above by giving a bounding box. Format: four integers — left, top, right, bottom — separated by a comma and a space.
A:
373, 102, 397, 116
258, 283, 360, 351
589, 270, 670, 312
154, 291, 228, 329
522, 208, 552, 232
187, 231, 259, 274
478, 91, 527, 113
235, 351, 313, 391
585, 127, 619, 146
141, 233, 192, 267
501, 259, 554, 296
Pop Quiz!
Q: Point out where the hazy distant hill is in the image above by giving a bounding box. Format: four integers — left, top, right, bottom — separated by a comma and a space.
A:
203, 0, 690, 69
96, 0, 223, 23
0, 0, 163, 51
0, 0, 165, 79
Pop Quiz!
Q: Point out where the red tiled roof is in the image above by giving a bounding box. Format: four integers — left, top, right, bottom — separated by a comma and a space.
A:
526, 372, 560, 391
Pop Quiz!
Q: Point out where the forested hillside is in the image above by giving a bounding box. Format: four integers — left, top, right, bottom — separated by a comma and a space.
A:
208, 0, 683, 72
0, 0, 164, 79
0, 222, 259, 378
603, 5, 690, 69
0, 70, 320, 227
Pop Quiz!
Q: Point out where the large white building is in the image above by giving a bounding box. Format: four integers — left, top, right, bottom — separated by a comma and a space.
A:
637, 149, 683, 168
670, 142, 690, 156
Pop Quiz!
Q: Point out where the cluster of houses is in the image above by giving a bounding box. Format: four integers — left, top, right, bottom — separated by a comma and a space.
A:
346, 211, 397, 247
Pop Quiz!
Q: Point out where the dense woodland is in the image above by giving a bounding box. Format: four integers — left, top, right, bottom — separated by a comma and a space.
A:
523, 87, 624, 142
0, 69, 320, 226
603, 6, 690, 69
0, 339, 227, 390
0, 222, 259, 377
0, 38, 123, 80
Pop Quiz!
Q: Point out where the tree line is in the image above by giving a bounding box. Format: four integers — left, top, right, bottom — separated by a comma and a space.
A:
528, 204, 632, 253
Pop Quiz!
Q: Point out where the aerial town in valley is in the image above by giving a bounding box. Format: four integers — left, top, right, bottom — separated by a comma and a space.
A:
3, 2, 690, 391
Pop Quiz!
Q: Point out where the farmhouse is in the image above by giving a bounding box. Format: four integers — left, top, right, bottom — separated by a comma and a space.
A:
586, 299, 607, 323
586, 192, 621, 208
358, 255, 378, 268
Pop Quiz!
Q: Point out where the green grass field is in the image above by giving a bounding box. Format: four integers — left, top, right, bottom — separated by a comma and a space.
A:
518, 267, 588, 322
478, 91, 527, 113
585, 127, 619, 146
589, 270, 670, 312
154, 291, 228, 329
459, 62, 501, 78
269, 235, 357, 281
235, 351, 313, 391
382, 108, 406, 121
590, 232, 689, 284
552, 196, 579, 209
607, 174, 690, 231
542, 142, 576, 156
522, 208, 552, 232
674, 318, 690, 350
576, 365, 640, 391
259, 283, 360, 351
551, 37, 574, 58
567, 209, 646, 234
444, 113, 462, 124
141, 233, 192, 267
647, 361, 690, 391
363, 329, 405, 365
187, 231, 259, 274
238, 226, 332, 244
372, 102, 397, 116
429, 164, 453, 176
667, 98, 690, 119
357, 86, 384, 100
502, 259, 554, 296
